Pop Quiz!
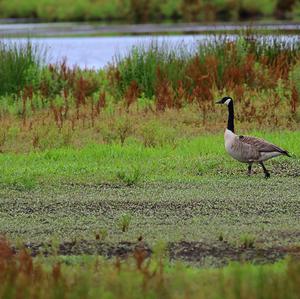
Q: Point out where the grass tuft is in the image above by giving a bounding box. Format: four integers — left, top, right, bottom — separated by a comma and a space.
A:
118, 214, 132, 232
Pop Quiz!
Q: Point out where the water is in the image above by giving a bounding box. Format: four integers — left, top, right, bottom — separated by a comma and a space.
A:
4, 34, 299, 69
2, 35, 211, 69
1, 22, 299, 69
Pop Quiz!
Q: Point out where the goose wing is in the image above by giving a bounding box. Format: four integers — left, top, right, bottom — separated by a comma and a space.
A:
239, 135, 290, 156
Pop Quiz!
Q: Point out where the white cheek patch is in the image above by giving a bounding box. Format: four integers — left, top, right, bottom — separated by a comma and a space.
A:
224, 99, 231, 105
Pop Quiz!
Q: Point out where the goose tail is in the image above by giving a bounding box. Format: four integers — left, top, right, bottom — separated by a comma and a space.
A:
282, 150, 291, 157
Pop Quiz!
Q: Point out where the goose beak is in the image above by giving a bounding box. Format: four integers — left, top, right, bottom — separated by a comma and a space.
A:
216, 99, 223, 104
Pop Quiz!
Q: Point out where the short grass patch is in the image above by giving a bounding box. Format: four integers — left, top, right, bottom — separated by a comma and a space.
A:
0, 131, 298, 188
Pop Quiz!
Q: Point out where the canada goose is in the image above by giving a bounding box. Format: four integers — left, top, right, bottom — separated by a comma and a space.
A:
216, 96, 290, 178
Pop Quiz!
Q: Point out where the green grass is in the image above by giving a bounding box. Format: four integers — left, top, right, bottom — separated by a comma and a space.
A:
0, 131, 298, 188
0, 131, 299, 249
0, 31, 299, 299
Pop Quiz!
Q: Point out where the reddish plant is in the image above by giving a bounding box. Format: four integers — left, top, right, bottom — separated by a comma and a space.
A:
50, 102, 64, 129
124, 80, 139, 111
291, 85, 298, 115
96, 92, 106, 115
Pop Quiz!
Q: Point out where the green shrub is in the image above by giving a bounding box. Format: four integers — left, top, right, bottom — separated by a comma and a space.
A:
240, 0, 276, 16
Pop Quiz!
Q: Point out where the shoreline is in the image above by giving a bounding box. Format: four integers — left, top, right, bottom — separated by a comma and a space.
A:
1, 21, 300, 37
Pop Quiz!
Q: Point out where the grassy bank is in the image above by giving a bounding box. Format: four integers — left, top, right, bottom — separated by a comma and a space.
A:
0, 239, 300, 299
0, 0, 299, 22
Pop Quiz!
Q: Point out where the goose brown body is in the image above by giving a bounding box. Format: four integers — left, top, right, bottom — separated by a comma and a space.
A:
217, 96, 290, 178
224, 129, 288, 163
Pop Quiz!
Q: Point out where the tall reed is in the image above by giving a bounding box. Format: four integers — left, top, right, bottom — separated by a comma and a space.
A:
0, 40, 43, 96
110, 33, 300, 111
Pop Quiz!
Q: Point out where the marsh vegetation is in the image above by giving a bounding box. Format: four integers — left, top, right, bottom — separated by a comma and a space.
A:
0, 33, 299, 153
0, 31, 300, 298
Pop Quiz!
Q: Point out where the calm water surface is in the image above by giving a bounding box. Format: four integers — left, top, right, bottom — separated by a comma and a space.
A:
3, 34, 299, 69
4, 35, 212, 69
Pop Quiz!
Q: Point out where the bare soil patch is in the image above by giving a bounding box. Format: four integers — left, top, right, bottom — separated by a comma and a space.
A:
18, 239, 300, 266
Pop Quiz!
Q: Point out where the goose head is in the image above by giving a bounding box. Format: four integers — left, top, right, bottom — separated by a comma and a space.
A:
216, 96, 233, 106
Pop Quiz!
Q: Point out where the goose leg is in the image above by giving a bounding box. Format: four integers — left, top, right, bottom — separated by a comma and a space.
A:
259, 162, 270, 179
247, 163, 252, 176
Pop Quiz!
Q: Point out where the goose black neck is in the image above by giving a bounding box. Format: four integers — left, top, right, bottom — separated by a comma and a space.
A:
227, 101, 234, 133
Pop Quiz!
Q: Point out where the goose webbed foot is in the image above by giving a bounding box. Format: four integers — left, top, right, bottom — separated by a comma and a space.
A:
259, 162, 270, 179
